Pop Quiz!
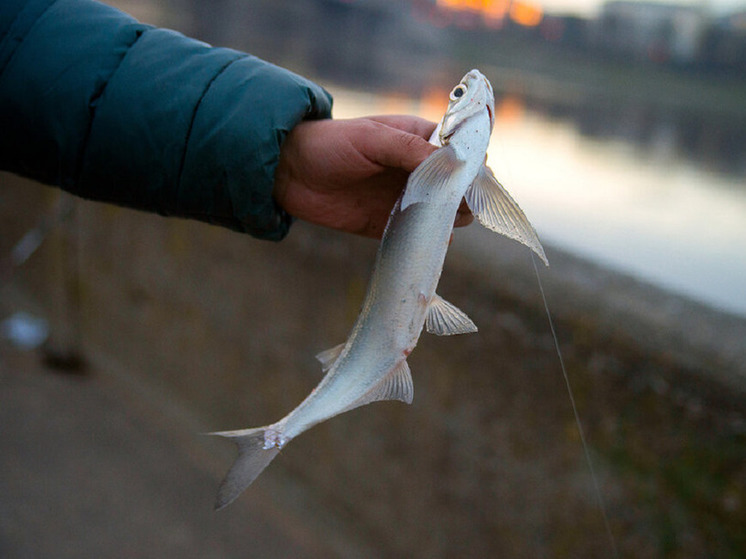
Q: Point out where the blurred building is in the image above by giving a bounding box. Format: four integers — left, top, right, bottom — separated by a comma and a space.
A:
185, 0, 446, 92
591, 1, 708, 64
700, 9, 746, 72
539, 14, 589, 48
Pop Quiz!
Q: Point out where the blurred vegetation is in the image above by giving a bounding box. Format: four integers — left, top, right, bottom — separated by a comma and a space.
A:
450, 26, 746, 119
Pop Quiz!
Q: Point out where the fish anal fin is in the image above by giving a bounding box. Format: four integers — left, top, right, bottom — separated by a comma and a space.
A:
401, 145, 463, 211
466, 165, 549, 266
426, 294, 478, 336
315, 342, 346, 372
345, 360, 414, 413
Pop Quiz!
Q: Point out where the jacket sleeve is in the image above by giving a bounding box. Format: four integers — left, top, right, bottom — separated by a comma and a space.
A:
0, 0, 333, 240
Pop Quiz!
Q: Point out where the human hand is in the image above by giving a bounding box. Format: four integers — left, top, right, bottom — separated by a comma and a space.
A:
274, 115, 473, 239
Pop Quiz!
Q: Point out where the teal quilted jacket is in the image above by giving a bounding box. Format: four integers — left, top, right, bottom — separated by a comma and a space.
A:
0, 0, 333, 240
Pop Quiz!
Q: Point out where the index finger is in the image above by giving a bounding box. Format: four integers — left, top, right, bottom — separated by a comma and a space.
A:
366, 115, 437, 140
353, 120, 438, 173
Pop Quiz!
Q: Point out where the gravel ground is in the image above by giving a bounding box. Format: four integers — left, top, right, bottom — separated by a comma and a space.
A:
0, 339, 376, 558
2, 175, 744, 557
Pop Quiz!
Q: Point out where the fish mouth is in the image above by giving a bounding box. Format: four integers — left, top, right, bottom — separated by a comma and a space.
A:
464, 69, 495, 129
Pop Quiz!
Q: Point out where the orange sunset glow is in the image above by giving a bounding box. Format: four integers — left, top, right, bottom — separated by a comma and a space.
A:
436, 0, 544, 27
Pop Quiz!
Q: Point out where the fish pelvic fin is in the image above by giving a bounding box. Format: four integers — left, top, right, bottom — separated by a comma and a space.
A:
208, 427, 281, 510
401, 144, 463, 211
466, 165, 549, 266
426, 294, 478, 336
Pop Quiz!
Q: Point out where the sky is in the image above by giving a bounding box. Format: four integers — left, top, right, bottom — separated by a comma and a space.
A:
532, 0, 745, 16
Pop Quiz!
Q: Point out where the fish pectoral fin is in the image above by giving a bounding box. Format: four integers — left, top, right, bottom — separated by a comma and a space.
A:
401, 144, 464, 211
426, 294, 478, 336
466, 165, 549, 266
315, 342, 346, 372
346, 360, 414, 412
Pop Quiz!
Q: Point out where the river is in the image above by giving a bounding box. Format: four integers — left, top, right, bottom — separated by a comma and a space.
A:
332, 87, 746, 318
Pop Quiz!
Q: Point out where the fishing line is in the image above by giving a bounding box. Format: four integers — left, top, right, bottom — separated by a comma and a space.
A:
531, 252, 619, 558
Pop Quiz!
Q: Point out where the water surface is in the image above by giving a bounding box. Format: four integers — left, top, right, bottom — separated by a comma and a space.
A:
333, 88, 746, 317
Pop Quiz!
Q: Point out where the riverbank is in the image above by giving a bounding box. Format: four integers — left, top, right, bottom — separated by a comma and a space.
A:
2, 176, 744, 557
471, 37, 746, 120
454, 225, 746, 394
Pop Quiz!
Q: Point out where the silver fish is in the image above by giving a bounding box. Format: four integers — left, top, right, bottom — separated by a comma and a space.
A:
210, 69, 547, 510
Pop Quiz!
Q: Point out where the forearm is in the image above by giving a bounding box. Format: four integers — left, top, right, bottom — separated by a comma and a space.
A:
0, 0, 332, 239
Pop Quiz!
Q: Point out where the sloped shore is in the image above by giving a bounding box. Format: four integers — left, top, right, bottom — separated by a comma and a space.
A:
2, 176, 744, 557
452, 225, 746, 395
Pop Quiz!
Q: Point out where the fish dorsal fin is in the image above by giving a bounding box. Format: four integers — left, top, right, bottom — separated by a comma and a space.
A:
401, 145, 463, 211
344, 360, 414, 413
315, 343, 346, 372
466, 165, 549, 266
426, 294, 478, 336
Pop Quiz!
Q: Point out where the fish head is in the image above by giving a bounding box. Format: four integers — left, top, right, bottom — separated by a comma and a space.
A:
438, 69, 495, 144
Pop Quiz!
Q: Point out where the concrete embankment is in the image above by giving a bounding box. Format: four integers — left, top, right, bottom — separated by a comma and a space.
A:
2, 175, 744, 557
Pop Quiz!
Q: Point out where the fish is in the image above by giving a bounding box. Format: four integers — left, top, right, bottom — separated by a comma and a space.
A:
210, 69, 548, 510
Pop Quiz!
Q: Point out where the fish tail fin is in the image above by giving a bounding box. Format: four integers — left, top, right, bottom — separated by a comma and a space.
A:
208, 426, 282, 510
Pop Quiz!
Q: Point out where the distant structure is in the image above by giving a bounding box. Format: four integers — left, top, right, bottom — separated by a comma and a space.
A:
184, 0, 746, 80
702, 9, 746, 72
186, 0, 446, 91
591, 0, 708, 64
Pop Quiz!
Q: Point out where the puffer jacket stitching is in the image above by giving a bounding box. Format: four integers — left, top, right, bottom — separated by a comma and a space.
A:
74, 26, 147, 186
0, 0, 58, 77
175, 52, 248, 210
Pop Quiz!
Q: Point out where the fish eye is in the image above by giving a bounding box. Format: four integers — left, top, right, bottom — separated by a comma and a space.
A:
450, 85, 467, 101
